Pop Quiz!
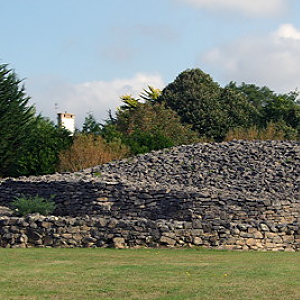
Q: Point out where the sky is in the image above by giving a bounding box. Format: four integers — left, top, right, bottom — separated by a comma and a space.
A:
1, 0, 300, 128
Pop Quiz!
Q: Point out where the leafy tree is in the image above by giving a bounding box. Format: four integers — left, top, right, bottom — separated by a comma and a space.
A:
0, 64, 36, 176
226, 82, 273, 109
12, 117, 72, 176
158, 68, 300, 141
113, 94, 141, 136
158, 68, 256, 141
125, 130, 174, 155
158, 68, 224, 140
117, 101, 200, 145
98, 85, 200, 154
217, 87, 258, 139
114, 86, 162, 132
82, 112, 102, 135
112, 89, 201, 152
100, 123, 124, 143
264, 94, 300, 130
226, 82, 300, 130
82, 110, 125, 149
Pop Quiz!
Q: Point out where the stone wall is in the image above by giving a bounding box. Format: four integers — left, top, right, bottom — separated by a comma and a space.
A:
0, 214, 299, 251
1, 140, 300, 251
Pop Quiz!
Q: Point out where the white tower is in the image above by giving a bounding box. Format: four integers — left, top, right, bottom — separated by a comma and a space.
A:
57, 112, 75, 135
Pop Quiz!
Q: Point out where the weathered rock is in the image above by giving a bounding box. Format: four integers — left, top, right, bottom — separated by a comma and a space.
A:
113, 237, 126, 248
160, 235, 176, 246
0, 206, 14, 217
193, 237, 203, 245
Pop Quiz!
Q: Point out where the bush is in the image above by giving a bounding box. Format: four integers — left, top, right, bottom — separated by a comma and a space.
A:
11, 194, 56, 216
224, 121, 298, 141
115, 101, 201, 149
125, 130, 174, 155
57, 134, 129, 172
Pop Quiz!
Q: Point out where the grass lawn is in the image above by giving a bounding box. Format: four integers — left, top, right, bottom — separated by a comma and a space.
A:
0, 247, 300, 300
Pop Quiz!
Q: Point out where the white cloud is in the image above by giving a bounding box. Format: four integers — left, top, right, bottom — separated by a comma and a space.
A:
200, 23, 300, 93
273, 23, 300, 40
177, 0, 288, 17
27, 73, 165, 128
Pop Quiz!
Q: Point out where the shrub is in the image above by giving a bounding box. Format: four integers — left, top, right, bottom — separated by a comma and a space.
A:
11, 194, 56, 216
124, 130, 174, 155
115, 101, 201, 149
57, 134, 129, 172
225, 121, 298, 141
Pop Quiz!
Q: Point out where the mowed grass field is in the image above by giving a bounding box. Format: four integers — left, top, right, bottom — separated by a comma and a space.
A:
0, 248, 300, 300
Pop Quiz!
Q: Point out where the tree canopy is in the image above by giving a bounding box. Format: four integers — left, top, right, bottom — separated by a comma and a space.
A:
112, 87, 200, 154
13, 117, 72, 176
226, 81, 300, 138
158, 68, 300, 141
82, 112, 102, 135
158, 69, 223, 140
0, 64, 36, 176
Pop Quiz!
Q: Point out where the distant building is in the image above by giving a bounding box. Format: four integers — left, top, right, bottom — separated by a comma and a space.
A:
57, 112, 75, 135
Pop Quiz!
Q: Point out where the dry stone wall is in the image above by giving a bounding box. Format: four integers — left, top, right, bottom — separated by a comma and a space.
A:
1, 140, 300, 251
0, 213, 299, 251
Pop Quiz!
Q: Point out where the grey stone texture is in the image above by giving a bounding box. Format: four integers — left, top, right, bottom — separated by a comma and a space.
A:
0, 140, 300, 250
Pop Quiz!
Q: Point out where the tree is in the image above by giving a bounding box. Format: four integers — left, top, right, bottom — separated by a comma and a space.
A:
158, 68, 300, 141
158, 68, 256, 141
99, 86, 200, 155
264, 94, 300, 129
12, 117, 72, 176
119, 101, 200, 154
226, 82, 274, 110
140, 85, 162, 102
0, 64, 36, 176
125, 130, 174, 155
111, 86, 199, 154
0, 64, 73, 177
82, 112, 102, 135
227, 82, 300, 136
217, 87, 258, 139
158, 68, 224, 140
118, 101, 200, 144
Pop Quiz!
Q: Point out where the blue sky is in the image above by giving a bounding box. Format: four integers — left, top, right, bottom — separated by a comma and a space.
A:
1, 0, 300, 127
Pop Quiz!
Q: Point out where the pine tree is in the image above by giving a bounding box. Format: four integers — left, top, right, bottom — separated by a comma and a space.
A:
0, 64, 36, 176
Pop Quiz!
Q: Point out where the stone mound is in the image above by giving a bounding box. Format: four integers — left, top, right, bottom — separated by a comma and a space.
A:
88, 140, 300, 195
1, 140, 300, 250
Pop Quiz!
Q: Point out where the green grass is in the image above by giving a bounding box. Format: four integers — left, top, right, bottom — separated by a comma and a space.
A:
0, 248, 300, 299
